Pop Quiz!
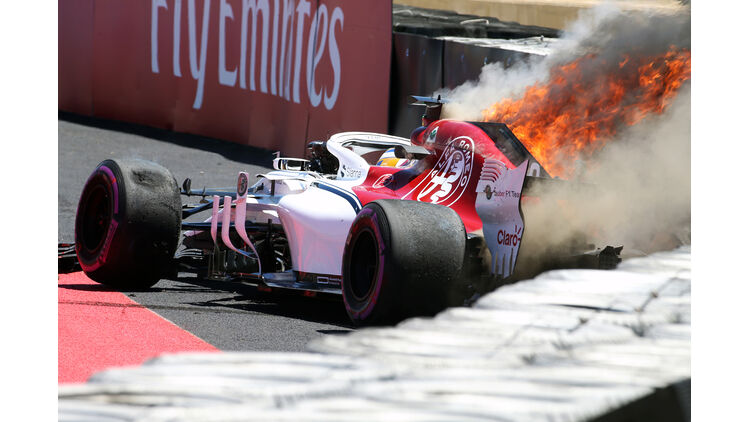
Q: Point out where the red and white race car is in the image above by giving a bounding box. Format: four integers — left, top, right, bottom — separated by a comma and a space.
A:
72, 98, 619, 325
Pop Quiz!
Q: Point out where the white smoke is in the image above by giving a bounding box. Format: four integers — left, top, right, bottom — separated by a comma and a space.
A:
437, 3, 691, 256
520, 86, 690, 257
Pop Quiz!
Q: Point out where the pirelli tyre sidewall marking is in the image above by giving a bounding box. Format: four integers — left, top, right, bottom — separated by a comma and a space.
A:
344, 208, 386, 320
404, 136, 474, 206
78, 164, 120, 272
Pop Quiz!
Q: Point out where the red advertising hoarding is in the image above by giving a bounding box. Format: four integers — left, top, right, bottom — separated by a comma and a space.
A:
59, 0, 392, 155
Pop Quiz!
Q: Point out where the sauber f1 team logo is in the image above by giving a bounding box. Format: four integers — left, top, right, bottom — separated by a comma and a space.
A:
404, 136, 474, 206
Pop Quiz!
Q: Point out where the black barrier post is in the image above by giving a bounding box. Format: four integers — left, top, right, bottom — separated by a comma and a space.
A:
388, 33, 444, 138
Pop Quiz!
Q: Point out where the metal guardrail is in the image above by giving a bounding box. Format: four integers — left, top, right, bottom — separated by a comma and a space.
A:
59, 246, 691, 421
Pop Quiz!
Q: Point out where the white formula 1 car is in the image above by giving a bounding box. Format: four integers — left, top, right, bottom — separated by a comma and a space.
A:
72, 98, 620, 325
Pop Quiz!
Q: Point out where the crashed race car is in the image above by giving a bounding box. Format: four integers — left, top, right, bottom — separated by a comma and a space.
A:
70, 97, 621, 325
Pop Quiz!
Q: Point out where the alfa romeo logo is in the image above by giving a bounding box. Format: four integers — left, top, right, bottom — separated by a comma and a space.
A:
405, 136, 474, 207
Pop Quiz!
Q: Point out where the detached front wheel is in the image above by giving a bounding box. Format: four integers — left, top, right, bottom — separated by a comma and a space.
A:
341, 200, 467, 326
74, 158, 181, 289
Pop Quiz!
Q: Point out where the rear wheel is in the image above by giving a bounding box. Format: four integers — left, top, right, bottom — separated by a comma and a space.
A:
341, 200, 467, 325
74, 159, 181, 289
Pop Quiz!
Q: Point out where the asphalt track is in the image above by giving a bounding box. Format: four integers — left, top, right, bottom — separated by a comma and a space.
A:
58, 114, 354, 382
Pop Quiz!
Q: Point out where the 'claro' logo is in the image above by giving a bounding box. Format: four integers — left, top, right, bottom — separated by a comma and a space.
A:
497, 224, 523, 247
150, 0, 344, 110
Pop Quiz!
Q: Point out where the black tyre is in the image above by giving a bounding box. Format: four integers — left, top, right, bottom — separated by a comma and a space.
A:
341, 200, 467, 325
74, 158, 181, 289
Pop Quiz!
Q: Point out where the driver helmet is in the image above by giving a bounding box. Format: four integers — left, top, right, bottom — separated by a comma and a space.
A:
376, 147, 415, 168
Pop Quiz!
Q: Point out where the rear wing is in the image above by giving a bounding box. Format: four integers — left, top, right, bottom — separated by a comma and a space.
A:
471, 121, 551, 179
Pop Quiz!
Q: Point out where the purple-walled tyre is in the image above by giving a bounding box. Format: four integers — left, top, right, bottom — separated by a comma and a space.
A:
341, 200, 467, 326
74, 159, 181, 289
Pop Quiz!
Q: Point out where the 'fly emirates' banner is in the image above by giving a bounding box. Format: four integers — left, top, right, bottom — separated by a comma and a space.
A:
59, 0, 392, 155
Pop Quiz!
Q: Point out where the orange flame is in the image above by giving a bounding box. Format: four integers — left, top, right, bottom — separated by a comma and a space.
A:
482, 47, 691, 178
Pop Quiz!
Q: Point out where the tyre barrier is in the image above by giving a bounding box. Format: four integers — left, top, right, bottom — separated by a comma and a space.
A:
59, 246, 691, 421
